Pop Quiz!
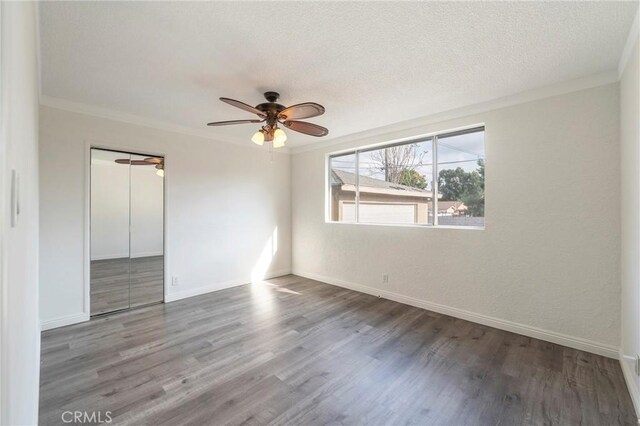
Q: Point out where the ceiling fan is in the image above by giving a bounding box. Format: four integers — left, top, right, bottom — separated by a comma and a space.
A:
206, 91, 328, 148
115, 157, 165, 177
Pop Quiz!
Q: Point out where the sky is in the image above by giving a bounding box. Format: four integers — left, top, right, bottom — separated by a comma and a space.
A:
330, 129, 485, 190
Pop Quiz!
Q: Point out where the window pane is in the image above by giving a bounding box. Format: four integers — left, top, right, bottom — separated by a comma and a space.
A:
329, 153, 356, 222
437, 129, 485, 227
357, 139, 434, 225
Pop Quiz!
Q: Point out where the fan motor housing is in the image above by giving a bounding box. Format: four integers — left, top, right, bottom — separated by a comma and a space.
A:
263, 91, 280, 102
255, 102, 286, 113
256, 102, 286, 127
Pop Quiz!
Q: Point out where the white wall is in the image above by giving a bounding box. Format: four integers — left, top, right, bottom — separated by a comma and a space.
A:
90, 158, 164, 260
90, 158, 130, 260
1, 2, 41, 424
620, 35, 640, 410
292, 83, 621, 356
39, 106, 291, 327
130, 166, 164, 258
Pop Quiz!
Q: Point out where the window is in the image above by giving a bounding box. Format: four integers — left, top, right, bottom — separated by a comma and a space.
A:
436, 129, 485, 227
329, 152, 356, 222
328, 127, 485, 228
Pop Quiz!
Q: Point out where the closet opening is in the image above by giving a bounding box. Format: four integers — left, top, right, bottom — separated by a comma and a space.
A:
89, 148, 165, 316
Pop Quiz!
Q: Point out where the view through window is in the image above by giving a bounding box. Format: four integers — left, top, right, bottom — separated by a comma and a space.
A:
328, 127, 485, 227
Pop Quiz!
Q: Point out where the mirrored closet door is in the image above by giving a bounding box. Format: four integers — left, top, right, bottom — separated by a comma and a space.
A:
90, 148, 164, 316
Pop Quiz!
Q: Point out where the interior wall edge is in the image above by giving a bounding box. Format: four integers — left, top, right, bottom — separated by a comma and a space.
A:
619, 29, 640, 420
618, 7, 640, 79
2, 1, 40, 424
292, 270, 619, 359
620, 351, 640, 418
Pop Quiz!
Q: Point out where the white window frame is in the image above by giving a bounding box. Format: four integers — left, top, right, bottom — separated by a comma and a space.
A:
326, 125, 485, 230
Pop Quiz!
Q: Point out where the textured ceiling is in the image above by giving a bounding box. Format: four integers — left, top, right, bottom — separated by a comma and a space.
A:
39, 1, 638, 148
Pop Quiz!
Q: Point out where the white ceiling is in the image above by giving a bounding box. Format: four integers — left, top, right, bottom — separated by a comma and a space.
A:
39, 1, 638, 148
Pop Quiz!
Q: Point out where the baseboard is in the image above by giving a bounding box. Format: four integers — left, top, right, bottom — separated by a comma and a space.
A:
41, 312, 89, 331
91, 251, 164, 261
293, 270, 619, 359
620, 351, 640, 419
131, 251, 164, 259
41, 270, 292, 329
165, 269, 292, 303
90, 253, 128, 261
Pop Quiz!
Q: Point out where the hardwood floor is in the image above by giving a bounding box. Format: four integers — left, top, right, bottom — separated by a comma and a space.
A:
90, 256, 164, 315
40, 275, 636, 425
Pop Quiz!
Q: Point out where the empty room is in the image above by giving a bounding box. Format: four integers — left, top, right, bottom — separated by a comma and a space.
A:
2, 1, 640, 425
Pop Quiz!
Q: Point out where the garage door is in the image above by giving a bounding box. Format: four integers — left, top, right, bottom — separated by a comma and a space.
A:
342, 203, 416, 224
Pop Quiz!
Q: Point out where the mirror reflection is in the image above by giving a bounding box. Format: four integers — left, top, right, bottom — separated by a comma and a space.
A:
90, 148, 164, 316
129, 153, 164, 308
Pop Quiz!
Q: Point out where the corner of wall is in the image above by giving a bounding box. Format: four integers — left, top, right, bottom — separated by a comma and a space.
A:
620, 351, 640, 419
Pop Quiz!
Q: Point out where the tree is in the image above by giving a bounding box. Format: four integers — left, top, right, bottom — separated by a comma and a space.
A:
461, 188, 484, 216
438, 159, 485, 216
399, 169, 427, 189
476, 159, 485, 190
463, 159, 485, 216
370, 144, 427, 184
438, 167, 479, 201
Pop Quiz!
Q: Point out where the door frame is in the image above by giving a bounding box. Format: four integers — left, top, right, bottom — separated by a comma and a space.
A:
84, 141, 168, 318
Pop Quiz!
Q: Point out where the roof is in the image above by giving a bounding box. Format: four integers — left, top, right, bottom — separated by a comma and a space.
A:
438, 201, 467, 212
331, 170, 431, 195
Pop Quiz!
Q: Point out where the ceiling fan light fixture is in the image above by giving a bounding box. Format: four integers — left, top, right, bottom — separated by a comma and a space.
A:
251, 130, 265, 146
273, 128, 287, 148
156, 168, 164, 177
208, 91, 327, 149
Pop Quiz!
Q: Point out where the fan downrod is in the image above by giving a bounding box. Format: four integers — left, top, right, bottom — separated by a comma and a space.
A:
264, 91, 280, 103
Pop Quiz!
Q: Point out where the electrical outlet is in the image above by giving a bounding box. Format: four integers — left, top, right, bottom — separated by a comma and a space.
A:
382, 274, 389, 284
172, 276, 179, 287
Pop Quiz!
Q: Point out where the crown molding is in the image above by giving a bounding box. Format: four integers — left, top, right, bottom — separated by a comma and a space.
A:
36, 4, 635, 157
39, 95, 291, 153
40, 68, 617, 158
290, 70, 619, 155
618, 7, 639, 79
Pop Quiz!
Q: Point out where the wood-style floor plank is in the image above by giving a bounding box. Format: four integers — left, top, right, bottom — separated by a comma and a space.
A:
39, 275, 636, 425
90, 256, 164, 316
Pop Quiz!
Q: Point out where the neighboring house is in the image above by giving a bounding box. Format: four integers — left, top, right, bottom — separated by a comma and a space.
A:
330, 170, 435, 224
437, 201, 467, 216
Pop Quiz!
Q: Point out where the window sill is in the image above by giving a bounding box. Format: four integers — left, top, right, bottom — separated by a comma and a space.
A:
324, 221, 485, 230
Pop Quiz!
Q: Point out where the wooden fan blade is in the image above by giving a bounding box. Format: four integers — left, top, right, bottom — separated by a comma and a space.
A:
283, 120, 329, 137
114, 159, 130, 164
219, 97, 266, 118
144, 157, 163, 164
278, 102, 325, 120
207, 119, 263, 126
